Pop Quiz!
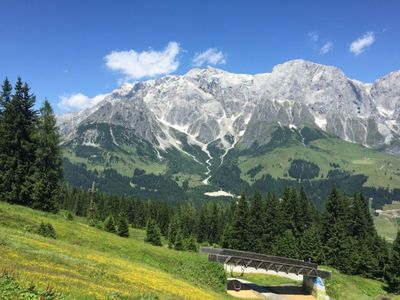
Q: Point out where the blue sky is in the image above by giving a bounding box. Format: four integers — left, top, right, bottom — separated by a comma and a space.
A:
0, 0, 399, 113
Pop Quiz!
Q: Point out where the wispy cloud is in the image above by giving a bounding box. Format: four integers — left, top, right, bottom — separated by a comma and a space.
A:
105, 41, 180, 80
58, 93, 107, 112
192, 48, 227, 67
320, 42, 333, 54
308, 31, 319, 44
309, 32, 333, 54
349, 32, 375, 55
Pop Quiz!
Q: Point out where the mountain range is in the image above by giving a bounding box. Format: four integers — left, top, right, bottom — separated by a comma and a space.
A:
58, 60, 400, 207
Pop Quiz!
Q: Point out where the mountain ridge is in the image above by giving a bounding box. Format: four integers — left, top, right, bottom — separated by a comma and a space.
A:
57, 59, 400, 204
59, 59, 400, 154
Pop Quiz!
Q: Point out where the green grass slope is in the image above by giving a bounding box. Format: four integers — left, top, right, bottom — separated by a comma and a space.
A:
0, 202, 229, 300
239, 133, 400, 189
324, 268, 400, 300
374, 201, 400, 242
230, 270, 400, 300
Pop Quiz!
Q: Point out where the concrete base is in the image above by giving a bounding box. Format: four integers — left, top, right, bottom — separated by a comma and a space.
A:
303, 276, 330, 300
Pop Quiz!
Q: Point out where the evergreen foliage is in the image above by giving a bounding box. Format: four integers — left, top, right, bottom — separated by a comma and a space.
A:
183, 235, 198, 252
272, 229, 298, 258
145, 219, 162, 246
385, 231, 400, 293
0, 79, 37, 206
229, 193, 250, 251
168, 215, 180, 248
36, 222, 56, 239
298, 225, 324, 263
31, 100, 62, 212
174, 230, 184, 250
117, 216, 130, 237
0, 79, 62, 212
248, 191, 265, 253
55, 182, 392, 284
66, 212, 74, 221
104, 216, 116, 233
321, 187, 351, 268
208, 202, 220, 244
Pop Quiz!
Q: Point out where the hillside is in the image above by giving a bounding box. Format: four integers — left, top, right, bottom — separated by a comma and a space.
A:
232, 271, 400, 300
213, 126, 400, 209
374, 201, 400, 242
58, 60, 400, 207
63, 125, 400, 208
2, 200, 400, 300
0, 201, 229, 300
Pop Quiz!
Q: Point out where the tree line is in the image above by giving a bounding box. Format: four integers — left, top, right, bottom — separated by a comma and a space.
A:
59, 183, 400, 293
0, 78, 399, 293
0, 78, 62, 212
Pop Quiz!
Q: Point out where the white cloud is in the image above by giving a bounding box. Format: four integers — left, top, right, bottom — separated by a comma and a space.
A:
192, 48, 227, 67
308, 31, 319, 43
320, 42, 333, 54
349, 32, 375, 55
104, 42, 180, 79
58, 93, 107, 112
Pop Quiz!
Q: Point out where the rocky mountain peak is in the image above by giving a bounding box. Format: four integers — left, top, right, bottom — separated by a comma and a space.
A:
58, 60, 400, 159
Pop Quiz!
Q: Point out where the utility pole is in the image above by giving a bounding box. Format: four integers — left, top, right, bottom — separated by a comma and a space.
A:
88, 181, 96, 225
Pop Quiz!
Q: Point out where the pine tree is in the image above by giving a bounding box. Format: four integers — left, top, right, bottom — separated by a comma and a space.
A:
184, 235, 198, 252
104, 215, 116, 233
298, 225, 324, 263
262, 192, 283, 254
248, 191, 265, 253
229, 193, 250, 251
346, 192, 383, 276
0, 79, 37, 206
174, 230, 184, 250
349, 192, 375, 238
37, 222, 56, 239
0, 78, 12, 112
196, 207, 208, 243
31, 100, 62, 212
117, 216, 130, 237
280, 187, 301, 237
145, 219, 162, 246
272, 229, 299, 259
298, 186, 319, 232
208, 202, 220, 244
0, 78, 12, 202
168, 215, 180, 248
66, 212, 74, 221
322, 187, 351, 268
385, 231, 400, 293
221, 223, 233, 248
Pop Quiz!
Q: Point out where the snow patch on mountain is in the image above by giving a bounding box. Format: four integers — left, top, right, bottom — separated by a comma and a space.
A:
58, 59, 400, 186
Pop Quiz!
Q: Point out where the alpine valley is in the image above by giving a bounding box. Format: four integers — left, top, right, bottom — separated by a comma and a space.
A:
58, 59, 400, 208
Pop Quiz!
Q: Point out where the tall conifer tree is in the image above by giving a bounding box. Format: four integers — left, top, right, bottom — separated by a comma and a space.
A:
385, 231, 400, 293
31, 100, 62, 212
229, 193, 250, 251
322, 187, 352, 269
0, 79, 37, 205
262, 192, 283, 254
248, 191, 265, 253
0, 78, 12, 113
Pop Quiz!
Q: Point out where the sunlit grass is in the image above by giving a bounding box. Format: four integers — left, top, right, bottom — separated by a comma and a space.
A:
0, 201, 230, 299
239, 136, 400, 188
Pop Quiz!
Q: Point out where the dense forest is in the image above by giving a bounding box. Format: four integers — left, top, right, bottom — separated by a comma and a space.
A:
0, 78, 400, 294
0, 78, 62, 212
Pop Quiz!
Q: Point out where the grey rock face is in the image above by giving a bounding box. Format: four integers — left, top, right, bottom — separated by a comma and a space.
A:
58, 60, 400, 156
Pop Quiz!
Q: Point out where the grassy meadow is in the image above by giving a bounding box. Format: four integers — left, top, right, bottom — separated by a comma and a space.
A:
239, 136, 400, 189
0, 201, 230, 300
2, 200, 400, 300
374, 201, 400, 242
